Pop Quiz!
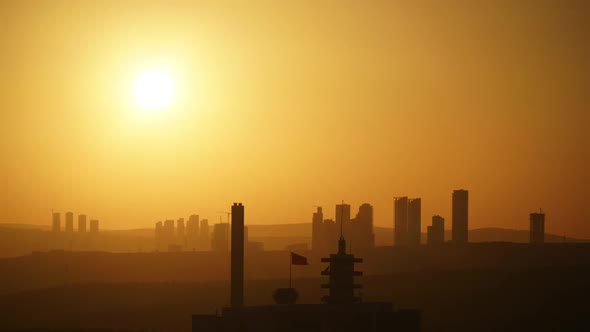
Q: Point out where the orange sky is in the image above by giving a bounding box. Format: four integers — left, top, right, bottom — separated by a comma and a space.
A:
1, 1, 588, 237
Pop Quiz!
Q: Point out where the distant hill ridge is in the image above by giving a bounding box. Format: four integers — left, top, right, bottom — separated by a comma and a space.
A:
1, 222, 587, 244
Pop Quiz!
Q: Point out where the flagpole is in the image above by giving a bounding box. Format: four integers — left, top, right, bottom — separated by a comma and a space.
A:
289, 252, 292, 288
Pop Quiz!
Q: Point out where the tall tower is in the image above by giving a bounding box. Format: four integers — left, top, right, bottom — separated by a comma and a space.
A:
427, 215, 445, 245
407, 198, 421, 246
321, 236, 363, 304
52, 212, 61, 232
200, 219, 209, 250
65, 212, 74, 233
335, 203, 351, 240
351, 203, 375, 253
452, 190, 469, 244
90, 219, 99, 234
394, 197, 408, 246
187, 214, 199, 249
211, 223, 229, 251
78, 214, 87, 233
530, 211, 545, 244
231, 203, 245, 308
312, 207, 324, 253
177, 218, 186, 239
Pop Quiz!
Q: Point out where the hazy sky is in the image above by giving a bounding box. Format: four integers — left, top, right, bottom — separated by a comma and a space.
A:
1, 1, 589, 237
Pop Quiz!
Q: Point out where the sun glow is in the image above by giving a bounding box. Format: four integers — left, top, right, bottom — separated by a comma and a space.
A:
132, 68, 176, 112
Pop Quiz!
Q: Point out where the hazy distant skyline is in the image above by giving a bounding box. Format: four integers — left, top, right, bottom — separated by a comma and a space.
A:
1, 1, 588, 237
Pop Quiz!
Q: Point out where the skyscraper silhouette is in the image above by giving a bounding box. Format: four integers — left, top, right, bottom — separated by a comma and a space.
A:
230, 203, 244, 307
335, 203, 351, 240
351, 203, 375, 253
78, 214, 87, 233
199, 219, 209, 250
187, 214, 199, 250
312, 207, 323, 253
394, 197, 408, 246
52, 212, 60, 232
90, 219, 99, 234
407, 199, 421, 246
65, 212, 74, 233
211, 223, 229, 252
155, 221, 163, 250
530, 211, 545, 244
177, 218, 185, 239
452, 190, 469, 244
427, 215, 445, 245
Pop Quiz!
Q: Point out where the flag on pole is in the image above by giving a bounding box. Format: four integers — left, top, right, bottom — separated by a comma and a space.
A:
291, 252, 309, 265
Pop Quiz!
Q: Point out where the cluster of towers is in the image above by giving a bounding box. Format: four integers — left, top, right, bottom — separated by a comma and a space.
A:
51, 212, 99, 234
155, 215, 209, 251
395, 189, 469, 246
312, 203, 375, 256
155, 212, 261, 252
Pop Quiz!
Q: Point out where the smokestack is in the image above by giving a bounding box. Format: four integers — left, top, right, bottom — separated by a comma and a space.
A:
231, 203, 245, 307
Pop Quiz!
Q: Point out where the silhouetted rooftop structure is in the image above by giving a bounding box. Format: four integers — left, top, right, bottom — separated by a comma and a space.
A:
192, 203, 421, 332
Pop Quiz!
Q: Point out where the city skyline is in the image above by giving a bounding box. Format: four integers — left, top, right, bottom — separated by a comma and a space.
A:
1, 2, 588, 331
1, 2, 588, 239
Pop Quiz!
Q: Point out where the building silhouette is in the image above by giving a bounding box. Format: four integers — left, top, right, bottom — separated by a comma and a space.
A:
312, 203, 375, 256
65, 212, 74, 233
350, 203, 375, 254
78, 214, 87, 233
211, 223, 229, 252
90, 219, 99, 234
427, 215, 445, 245
187, 214, 199, 249
231, 203, 245, 308
407, 199, 421, 246
52, 212, 60, 232
155, 221, 163, 250
452, 189, 469, 244
323, 218, 339, 254
335, 203, 351, 241
193, 203, 421, 332
530, 211, 545, 244
177, 218, 185, 246
394, 197, 408, 246
200, 219, 210, 250
311, 207, 323, 253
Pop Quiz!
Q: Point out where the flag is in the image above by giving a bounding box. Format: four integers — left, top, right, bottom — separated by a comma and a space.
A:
291, 252, 309, 265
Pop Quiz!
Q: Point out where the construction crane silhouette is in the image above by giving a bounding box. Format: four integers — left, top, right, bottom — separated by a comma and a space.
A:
217, 211, 231, 224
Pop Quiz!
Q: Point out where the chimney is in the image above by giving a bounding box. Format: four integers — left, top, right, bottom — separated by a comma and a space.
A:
231, 203, 245, 307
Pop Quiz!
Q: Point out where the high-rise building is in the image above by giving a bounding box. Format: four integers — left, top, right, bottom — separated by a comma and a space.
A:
164, 219, 175, 246
155, 221, 163, 250
351, 203, 375, 253
200, 219, 210, 250
312, 207, 324, 253
52, 212, 61, 232
231, 203, 245, 307
177, 218, 185, 239
530, 211, 545, 244
211, 223, 229, 252
90, 219, 99, 234
78, 214, 87, 233
394, 197, 408, 246
452, 190, 469, 244
407, 199, 421, 246
427, 215, 445, 245
65, 212, 74, 233
187, 214, 199, 249
335, 203, 351, 239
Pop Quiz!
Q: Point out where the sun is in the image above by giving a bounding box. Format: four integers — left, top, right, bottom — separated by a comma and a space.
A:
132, 68, 176, 112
